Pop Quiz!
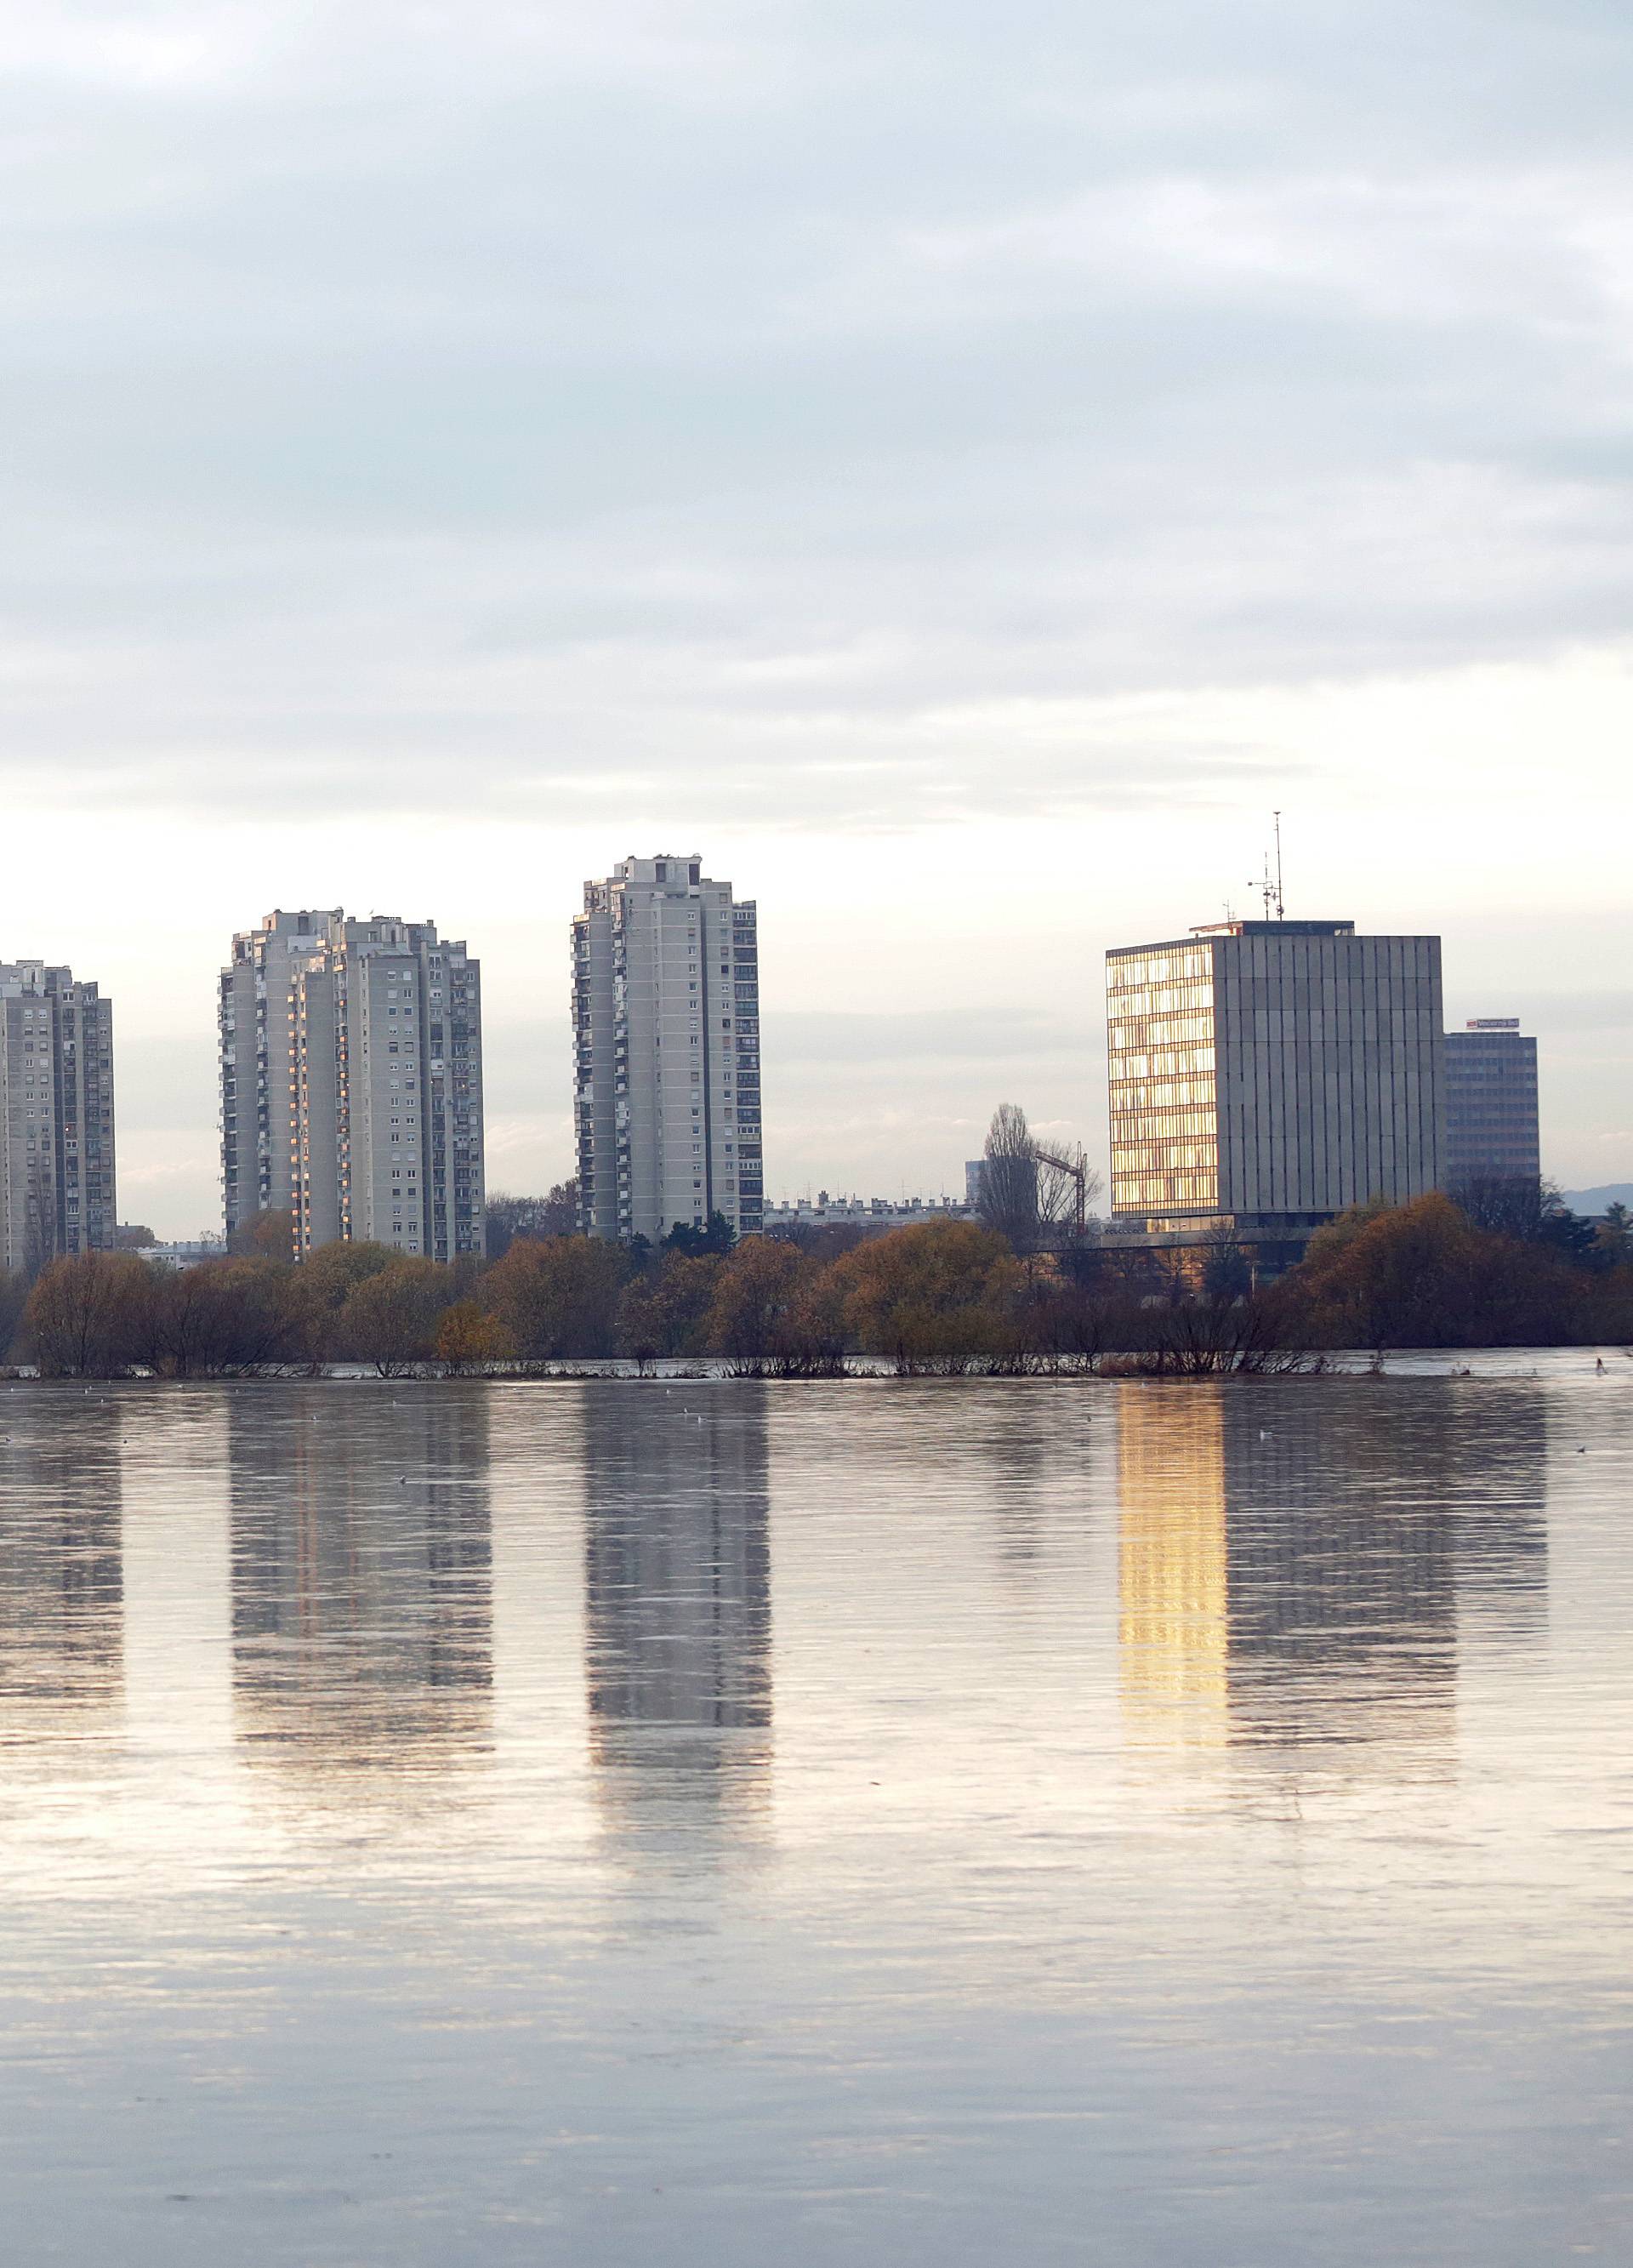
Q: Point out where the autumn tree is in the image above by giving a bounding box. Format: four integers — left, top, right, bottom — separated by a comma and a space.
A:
435, 1298, 513, 1374
762, 1219, 871, 1265
484, 1181, 579, 1261
1290, 1194, 1573, 1351
828, 1219, 1021, 1372
777, 1258, 851, 1375
481, 1234, 628, 1360
24, 1252, 152, 1377
279, 1239, 395, 1365
704, 1238, 805, 1362
339, 1257, 453, 1376
228, 1208, 295, 1262
618, 1251, 722, 1362
129, 1258, 303, 1376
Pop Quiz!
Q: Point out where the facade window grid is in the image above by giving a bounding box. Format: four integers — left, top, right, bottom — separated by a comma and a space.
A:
220, 911, 483, 1262
0, 966, 116, 1269
1444, 1026, 1540, 1184
574, 858, 762, 1241
1107, 922, 1445, 1229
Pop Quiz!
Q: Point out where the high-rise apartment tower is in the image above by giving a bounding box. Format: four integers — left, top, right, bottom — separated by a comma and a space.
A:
219, 909, 339, 1235
573, 856, 762, 1241
220, 911, 484, 1261
0, 960, 117, 1273
1444, 1018, 1540, 1188
1106, 918, 1445, 1232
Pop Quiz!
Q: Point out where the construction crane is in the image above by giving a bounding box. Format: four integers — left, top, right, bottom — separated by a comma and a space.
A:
1032, 1143, 1094, 1239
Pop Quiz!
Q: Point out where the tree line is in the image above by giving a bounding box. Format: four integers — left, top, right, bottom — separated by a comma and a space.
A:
3, 1182, 1628, 1380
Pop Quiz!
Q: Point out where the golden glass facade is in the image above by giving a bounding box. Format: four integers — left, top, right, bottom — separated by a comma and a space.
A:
1107, 941, 1219, 1214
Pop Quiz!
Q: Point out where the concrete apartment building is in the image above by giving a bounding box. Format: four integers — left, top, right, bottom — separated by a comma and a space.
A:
573, 856, 762, 1242
220, 909, 336, 1234
221, 911, 484, 1262
0, 960, 117, 1273
1106, 918, 1445, 1250
1444, 1018, 1540, 1188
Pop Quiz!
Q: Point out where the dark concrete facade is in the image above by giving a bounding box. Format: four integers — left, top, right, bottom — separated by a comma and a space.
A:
1445, 1022, 1540, 1188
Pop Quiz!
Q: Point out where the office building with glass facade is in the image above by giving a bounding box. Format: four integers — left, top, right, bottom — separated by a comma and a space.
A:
1444, 1019, 1539, 1188
1107, 918, 1446, 1234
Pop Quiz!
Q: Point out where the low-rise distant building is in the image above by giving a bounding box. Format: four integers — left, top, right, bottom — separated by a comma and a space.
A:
134, 1239, 228, 1269
763, 1192, 973, 1237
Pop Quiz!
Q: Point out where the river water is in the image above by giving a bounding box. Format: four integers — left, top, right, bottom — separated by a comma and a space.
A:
0, 1359, 1629, 2264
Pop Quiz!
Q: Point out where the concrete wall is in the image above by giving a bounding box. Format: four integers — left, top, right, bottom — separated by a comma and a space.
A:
1214, 930, 1445, 1216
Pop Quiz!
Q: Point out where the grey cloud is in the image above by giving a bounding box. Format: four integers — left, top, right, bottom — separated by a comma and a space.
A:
5, 2, 1633, 823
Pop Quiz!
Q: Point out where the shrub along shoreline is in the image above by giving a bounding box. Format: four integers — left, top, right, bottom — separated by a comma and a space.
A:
4, 1194, 1630, 1382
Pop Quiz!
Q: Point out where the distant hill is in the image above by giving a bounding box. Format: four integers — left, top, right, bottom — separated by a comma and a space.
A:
1561, 1184, 1633, 1216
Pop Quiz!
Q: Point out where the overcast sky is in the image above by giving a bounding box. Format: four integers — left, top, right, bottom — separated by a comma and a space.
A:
5, 0, 1630, 1233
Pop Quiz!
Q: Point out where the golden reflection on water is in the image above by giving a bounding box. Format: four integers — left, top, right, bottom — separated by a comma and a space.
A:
1118, 1392, 1231, 1744
1115, 1379, 1548, 1764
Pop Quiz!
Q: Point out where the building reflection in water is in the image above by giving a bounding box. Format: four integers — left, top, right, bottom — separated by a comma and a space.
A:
228, 1388, 494, 1794
1118, 1394, 1231, 1743
578, 1384, 772, 1852
0, 1393, 124, 1753
1118, 1382, 1547, 1757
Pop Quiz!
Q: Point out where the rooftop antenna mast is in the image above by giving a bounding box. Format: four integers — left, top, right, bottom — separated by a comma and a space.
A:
1255, 813, 1286, 920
